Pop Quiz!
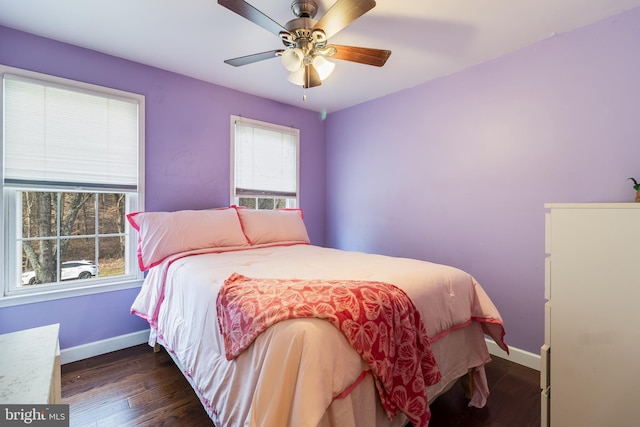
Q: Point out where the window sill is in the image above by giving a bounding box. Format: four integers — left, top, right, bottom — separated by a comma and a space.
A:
0, 278, 144, 308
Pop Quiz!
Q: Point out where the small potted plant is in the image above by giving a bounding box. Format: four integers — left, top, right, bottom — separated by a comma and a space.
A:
628, 177, 640, 202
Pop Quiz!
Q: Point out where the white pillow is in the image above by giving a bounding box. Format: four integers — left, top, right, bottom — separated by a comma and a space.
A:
127, 208, 249, 270
236, 208, 310, 245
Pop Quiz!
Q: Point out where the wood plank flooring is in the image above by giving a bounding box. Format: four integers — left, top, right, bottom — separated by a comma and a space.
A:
61, 344, 540, 427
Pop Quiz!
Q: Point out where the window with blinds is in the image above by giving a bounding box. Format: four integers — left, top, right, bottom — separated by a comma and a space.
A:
1, 66, 145, 303
4, 74, 139, 189
231, 115, 299, 209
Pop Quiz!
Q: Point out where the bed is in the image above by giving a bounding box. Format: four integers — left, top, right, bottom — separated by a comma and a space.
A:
128, 207, 508, 427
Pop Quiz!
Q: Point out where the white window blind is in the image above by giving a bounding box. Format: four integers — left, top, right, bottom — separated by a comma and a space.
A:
233, 117, 299, 197
3, 74, 139, 190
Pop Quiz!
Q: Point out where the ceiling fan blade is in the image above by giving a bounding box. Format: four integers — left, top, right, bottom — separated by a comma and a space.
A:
304, 65, 322, 88
218, 0, 288, 37
313, 0, 376, 39
224, 50, 284, 66
330, 45, 391, 67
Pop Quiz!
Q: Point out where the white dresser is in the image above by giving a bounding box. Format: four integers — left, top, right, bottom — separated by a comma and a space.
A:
542, 203, 640, 427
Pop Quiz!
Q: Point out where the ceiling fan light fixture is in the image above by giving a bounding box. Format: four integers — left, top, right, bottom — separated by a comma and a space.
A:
312, 55, 335, 80
281, 48, 304, 71
287, 67, 306, 86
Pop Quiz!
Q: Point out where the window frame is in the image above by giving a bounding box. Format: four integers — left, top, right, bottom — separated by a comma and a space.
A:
0, 65, 145, 308
229, 115, 300, 209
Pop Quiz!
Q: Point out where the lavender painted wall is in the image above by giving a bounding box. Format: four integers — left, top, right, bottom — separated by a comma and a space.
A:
0, 26, 327, 349
325, 8, 640, 354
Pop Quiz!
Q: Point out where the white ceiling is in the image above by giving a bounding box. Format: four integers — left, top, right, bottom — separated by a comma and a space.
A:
1, 0, 639, 113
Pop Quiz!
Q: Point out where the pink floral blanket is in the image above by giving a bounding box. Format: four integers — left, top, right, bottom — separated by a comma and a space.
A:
217, 273, 442, 427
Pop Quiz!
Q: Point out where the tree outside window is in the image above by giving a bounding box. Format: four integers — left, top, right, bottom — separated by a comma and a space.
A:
20, 191, 127, 286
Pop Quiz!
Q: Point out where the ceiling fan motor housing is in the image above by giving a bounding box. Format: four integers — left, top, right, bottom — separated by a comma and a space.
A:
282, 0, 331, 59
291, 0, 318, 18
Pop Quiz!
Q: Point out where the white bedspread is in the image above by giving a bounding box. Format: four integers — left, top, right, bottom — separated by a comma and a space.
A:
131, 244, 507, 427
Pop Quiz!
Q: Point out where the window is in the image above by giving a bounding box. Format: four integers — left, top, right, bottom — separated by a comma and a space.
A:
1, 66, 145, 305
230, 115, 299, 209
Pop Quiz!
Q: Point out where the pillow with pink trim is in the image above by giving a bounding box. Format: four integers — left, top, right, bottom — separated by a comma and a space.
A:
127, 208, 249, 271
236, 208, 310, 245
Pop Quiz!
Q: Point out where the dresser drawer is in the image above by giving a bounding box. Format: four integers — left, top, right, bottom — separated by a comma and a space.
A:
544, 212, 551, 255
540, 344, 550, 389
541, 387, 550, 427
544, 301, 551, 346
544, 256, 551, 300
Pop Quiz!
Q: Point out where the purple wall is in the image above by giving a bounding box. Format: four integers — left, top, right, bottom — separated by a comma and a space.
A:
0, 26, 326, 349
326, 7, 640, 354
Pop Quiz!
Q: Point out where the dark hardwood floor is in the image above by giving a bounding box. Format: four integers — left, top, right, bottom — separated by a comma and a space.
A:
61, 345, 540, 427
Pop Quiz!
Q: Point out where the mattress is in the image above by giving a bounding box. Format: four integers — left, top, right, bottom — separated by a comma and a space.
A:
131, 243, 507, 427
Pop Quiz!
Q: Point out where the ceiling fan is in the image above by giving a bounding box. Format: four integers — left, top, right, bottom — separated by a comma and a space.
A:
218, 0, 391, 89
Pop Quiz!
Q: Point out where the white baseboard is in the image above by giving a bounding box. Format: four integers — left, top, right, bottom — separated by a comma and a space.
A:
486, 338, 540, 371
60, 329, 150, 364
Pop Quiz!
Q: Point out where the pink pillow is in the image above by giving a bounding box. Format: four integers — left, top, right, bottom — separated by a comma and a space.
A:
236, 208, 310, 245
127, 208, 249, 270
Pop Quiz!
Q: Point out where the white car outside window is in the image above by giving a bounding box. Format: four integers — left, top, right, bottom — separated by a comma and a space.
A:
21, 261, 98, 286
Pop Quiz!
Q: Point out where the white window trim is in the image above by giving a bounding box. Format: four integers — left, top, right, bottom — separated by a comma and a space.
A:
229, 115, 300, 208
0, 65, 146, 308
